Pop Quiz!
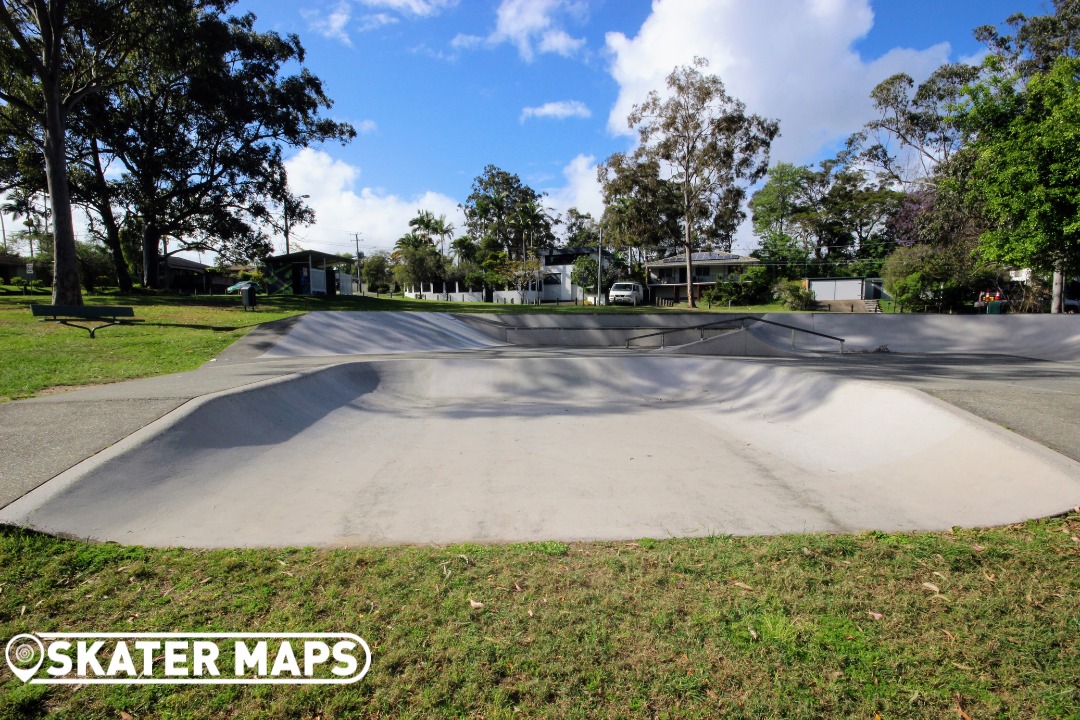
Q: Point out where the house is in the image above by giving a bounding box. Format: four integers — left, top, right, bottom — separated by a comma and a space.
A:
646, 252, 760, 302
538, 246, 617, 302
0, 252, 30, 284
263, 250, 352, 296
160, 256, 232, 294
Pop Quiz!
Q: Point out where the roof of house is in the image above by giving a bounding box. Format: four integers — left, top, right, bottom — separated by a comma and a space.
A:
164, 256, 211, 271
540, 246, 617, 266
266, 250, 352, 266
647, 253, 759, 267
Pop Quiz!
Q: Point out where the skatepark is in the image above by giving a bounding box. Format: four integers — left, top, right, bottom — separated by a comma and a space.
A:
1, 311, 1078, 547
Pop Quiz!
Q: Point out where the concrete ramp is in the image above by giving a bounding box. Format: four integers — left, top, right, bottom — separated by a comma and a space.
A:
759, 314, 1080, 361
3, 357, 1077, 547
261, 311, 506, 357
662, 327, 807, 357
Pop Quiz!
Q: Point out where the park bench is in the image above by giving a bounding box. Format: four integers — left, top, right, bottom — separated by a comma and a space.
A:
30, 304, 141, 338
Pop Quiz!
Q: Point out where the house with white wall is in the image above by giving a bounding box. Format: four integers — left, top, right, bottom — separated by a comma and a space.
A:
646, 252, 760, 303
538, 247, 616, 302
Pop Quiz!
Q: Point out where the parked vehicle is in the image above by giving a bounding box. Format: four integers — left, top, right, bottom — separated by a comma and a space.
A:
609, 282, 645, 306
226, 280, 261, 294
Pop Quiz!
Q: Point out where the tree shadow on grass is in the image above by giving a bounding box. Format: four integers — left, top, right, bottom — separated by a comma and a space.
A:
140, 322, 261, 332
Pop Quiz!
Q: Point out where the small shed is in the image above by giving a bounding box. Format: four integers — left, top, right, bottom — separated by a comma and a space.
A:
807, 277, 889, 301
264, 250, 351, 296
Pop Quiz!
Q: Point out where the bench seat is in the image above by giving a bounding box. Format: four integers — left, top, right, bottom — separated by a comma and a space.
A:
31, 304, 140, 338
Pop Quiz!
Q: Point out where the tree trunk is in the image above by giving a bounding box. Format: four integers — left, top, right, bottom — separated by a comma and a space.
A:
100, 208, 132, 292
683, 189, 696, 308
682, 234, 691, 306
43, 73, 82, 305
1050, 264, 1064, 313
142, 222, 161, 289
89, 139, 133, 292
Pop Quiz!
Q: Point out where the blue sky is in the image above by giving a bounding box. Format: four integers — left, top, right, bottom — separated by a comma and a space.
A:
248, 0, 1045, 258
3, 0, 1050, 261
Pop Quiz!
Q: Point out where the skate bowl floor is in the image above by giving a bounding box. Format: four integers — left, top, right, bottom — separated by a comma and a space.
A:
3, 353, 1077, 548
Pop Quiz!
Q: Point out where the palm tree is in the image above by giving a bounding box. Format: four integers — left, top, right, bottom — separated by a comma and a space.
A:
429, 214, 455, 256
450, 236, 477, 265
393, 231, 431, 260
3, 190, 44, 258
408, 210, 437, 242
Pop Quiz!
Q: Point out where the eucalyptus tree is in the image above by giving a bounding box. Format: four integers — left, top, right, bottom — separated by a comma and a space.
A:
0, 0, 148, 304
958, 56, 1080, 311
626, 57, 778, 307
95, 4, 354, 288
597, 153, 682, 265
561, 207, 599, 247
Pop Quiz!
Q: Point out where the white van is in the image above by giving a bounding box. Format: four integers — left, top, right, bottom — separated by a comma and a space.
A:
609, 282, 645, 306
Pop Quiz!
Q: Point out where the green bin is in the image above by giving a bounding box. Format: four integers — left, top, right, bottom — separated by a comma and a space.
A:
986, 301, 1002, 314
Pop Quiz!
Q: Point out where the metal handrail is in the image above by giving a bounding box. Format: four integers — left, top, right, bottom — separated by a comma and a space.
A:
624, 316, 845, 353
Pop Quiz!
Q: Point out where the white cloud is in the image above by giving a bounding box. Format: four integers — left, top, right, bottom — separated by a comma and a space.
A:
484, 0, 586, 61
354, 119, 378, 134
450, 33, 484, 50
358, 13, 399, 32
358, 0, 457, 16
283, 150, 603, 255
605, 0, 951, 166
520, 100, 591, 123
544, 154, 604, 222
303, 1, 354, 46
538, 28, 585, 57
307, 0, 455, 45
284, 149, 465, 255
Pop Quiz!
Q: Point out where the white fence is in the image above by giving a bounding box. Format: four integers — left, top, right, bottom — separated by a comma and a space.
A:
493, 290, 541, 304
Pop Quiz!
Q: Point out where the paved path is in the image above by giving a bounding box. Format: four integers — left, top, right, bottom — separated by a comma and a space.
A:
0, 312, 1077, 547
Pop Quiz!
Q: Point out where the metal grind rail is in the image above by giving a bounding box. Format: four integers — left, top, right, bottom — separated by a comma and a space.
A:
623, 316, 846, 353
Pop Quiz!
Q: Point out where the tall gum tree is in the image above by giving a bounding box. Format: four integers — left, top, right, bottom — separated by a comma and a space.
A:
0, 0, 139, 304
958, 56, 1080, 311
627, 57, 778, 307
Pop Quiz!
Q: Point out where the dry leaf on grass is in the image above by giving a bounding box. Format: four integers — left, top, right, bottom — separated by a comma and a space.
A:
922, 582, 941, 593
867, 611, 883, 620
732, 581, 753, 591
468, 599, 484, 609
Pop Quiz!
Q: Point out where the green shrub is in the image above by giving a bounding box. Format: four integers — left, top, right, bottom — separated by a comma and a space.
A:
772, 280, 816, 310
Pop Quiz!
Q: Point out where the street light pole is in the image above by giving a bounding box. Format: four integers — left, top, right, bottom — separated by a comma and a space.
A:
597, 227, 602, 306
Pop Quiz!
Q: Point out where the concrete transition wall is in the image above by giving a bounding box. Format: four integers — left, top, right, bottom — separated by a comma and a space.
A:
756, 313, 1080, 362
5, 356, 1078, 546
257, 311, 1080, 361
460, 312, 1080, 360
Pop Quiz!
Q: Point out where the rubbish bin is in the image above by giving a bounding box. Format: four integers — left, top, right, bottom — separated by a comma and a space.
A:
241, 285, 257, 311
986, 300, 1002, 314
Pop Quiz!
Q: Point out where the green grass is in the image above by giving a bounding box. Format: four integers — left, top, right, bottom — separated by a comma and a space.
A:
0, 292, 783, 402
2, 291, 1077, 716
0, 516, 1077, 718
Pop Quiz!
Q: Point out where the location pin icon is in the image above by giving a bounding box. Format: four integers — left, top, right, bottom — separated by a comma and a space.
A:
6, 634, 45, 682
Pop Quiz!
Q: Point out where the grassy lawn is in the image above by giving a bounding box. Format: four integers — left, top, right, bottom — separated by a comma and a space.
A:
3, 290, 1075, 718
0, 516, 1077, 719
0, 292, 780, 402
